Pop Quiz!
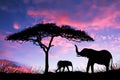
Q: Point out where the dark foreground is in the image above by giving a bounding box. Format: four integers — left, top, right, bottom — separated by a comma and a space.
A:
0, 69, 120, 80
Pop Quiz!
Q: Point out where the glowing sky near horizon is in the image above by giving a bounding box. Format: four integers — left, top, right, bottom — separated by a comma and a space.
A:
0, 0, 120, 72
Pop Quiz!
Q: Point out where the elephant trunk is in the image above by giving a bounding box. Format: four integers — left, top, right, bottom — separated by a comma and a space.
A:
74, 44, 80, 56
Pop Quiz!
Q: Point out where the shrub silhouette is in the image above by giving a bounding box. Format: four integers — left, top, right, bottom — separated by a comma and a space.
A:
0, 59, 33, 73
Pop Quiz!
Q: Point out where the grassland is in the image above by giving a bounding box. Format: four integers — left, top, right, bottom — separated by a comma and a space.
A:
0, 68, 120, 80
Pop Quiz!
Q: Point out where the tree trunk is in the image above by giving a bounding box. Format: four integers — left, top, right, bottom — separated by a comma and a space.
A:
44, 36, 54, 73
45, 51, 49, 73
38, 36, 54, 74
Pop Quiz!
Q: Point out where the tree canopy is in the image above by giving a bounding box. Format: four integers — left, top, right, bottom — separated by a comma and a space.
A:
6, 23, 94, 42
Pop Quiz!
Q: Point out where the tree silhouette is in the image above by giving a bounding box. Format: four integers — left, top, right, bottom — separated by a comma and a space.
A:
5, 23, 94, 73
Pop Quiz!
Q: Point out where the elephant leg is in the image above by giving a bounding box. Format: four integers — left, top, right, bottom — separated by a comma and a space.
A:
87, 60, 91, 73
59, 67, 61, 72
58, 69, 60, 72
56, 68, 58, 72
56, 67, 60, 72
71, 65, 73, 71
91, 64, 94, 73
63, 67, 65, 72
66, 66, 70, 72
106, 65, 109, 72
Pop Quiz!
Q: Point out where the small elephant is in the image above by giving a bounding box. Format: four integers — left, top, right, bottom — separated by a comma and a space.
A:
56, 60, 73, 72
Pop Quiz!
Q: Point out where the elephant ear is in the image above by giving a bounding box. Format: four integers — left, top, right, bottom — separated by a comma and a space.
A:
79, 48, 89, 57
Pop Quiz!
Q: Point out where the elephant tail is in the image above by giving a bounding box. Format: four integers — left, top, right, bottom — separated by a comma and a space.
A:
110, 58, 113, 70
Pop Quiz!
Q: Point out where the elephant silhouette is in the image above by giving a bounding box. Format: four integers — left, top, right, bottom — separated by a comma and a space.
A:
75, 44, 113, 73
56, 60, 73, 72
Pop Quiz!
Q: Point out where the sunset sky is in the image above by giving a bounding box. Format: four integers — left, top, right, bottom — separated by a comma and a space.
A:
0, 0, 120, 72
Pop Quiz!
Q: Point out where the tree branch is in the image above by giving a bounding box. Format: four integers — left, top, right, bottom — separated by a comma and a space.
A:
47, 36, 54, 51
36, 35, 48, 52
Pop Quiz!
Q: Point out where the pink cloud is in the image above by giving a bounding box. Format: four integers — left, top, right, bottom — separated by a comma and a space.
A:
0, 33, 5, 41
38, 36, 75, 58
27, 0, 120, 31
48, 37, 74, 58
76, 2, 120, 30
53, 37, 73, 48
92, 11, 120, 29
27, 7, 120, 32
91, 5, 120, 29
28, 9, 68, 27
0, 34, 15, 59
13, 22, 20, 30
3, 42, 19, 49
0, 34, 23, 59
0, 49, 14, 59
27, 10, 87, 30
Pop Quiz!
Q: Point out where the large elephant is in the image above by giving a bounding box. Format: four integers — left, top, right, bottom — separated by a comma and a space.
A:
56, 60, 73, 72
74, 45, 113, 73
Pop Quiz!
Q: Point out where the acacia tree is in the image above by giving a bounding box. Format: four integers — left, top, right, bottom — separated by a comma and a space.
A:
6, 23, 94, 73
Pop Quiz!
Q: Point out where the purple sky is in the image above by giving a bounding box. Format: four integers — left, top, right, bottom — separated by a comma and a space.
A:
0, 0, 120, 72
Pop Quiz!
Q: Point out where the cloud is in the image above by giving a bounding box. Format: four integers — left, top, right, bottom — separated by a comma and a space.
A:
46, 37, 74, 57
0, 33, 5, 41
26, 0, 120, 31
27, 10, 69, 23
13, 22, 20, 30
27, 9, 87, 30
